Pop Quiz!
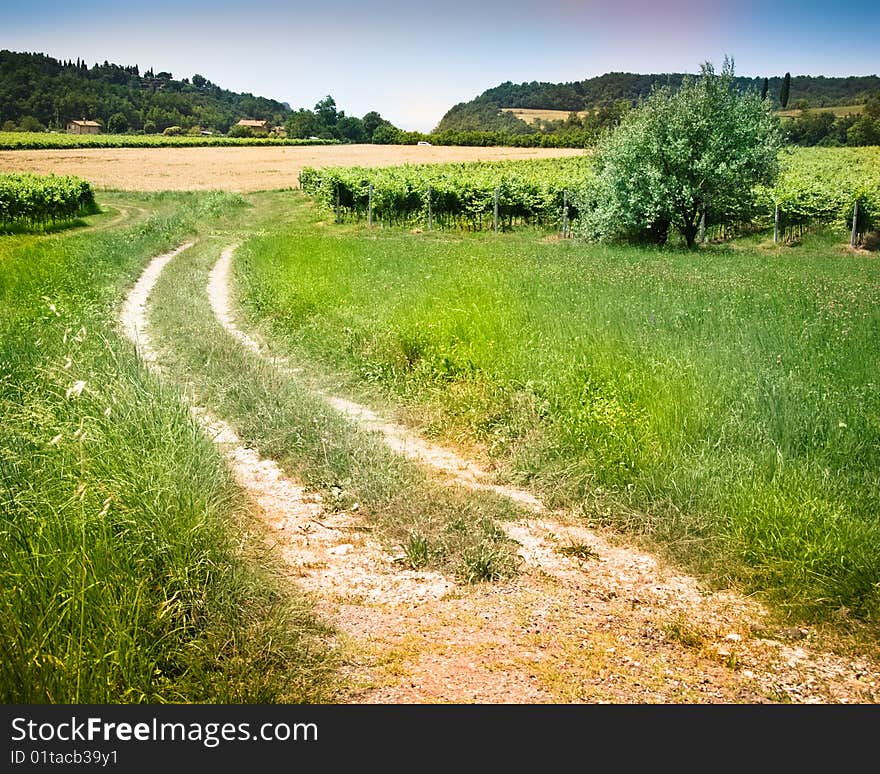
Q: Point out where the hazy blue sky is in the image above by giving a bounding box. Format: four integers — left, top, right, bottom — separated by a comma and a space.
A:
5, 1, 879, 131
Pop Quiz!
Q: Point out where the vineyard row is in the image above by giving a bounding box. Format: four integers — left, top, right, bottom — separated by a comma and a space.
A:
300, 147, 880, 241
0, 173, 98, 229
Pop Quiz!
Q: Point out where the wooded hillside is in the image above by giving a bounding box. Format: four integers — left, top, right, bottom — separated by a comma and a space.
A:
0, 50, 291, 134
437, 72, 880, 133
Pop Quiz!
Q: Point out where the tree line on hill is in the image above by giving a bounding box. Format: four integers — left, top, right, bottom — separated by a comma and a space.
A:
2, 50, 878, 148
436, 71, 880, 147
0, 50, 404, 143
783, 94, 880, 147
446, 71, 880, 118
0, 50, 292, 135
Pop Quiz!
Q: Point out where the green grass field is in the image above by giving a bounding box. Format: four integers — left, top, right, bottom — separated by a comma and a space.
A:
0, 193, 338, 702
3, 147, 879, 703
234, 196, 880, 628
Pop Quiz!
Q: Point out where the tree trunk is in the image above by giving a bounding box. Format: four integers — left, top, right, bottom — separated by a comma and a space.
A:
680, 211, 699, 248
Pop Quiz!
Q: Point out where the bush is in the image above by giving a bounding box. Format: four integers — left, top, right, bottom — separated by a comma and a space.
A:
108, 112, 129, 134
861, 231, 880, 251
227, 124, 254, 138
18, 115, 45, 133
163, 125, 182, 136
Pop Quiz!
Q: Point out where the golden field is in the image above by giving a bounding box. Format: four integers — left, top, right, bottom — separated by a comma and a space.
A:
501, 107, 591, 124
0, 144, 588, 192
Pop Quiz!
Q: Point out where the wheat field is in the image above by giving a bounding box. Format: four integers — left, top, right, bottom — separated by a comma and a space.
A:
0, 144, 587, 192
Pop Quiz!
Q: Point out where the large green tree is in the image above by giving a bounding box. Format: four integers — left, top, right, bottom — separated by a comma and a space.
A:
582, 59, 782, 247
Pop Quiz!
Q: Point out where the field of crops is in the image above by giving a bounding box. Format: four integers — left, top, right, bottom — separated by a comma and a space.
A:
757, 146, 880, 236
0, 145, 587, 193
0, 132, 337, 150
0, 172, 97, 229
299, 156, 595, 229
302, 147, 880, 239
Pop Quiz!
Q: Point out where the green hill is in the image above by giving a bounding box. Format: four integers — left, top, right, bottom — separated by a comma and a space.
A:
436, 72, 880, 133
0, 50, 291, 134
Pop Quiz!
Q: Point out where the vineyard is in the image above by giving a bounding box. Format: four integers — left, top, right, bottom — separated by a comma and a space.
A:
0, 172, 98, 229
757, 146, 880, 240
299, 157, 595, 230
301, 147, 880, 242
0, 132, 338, 151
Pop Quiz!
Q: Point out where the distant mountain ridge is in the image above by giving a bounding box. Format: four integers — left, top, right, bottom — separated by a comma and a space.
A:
436, 71, 880, 133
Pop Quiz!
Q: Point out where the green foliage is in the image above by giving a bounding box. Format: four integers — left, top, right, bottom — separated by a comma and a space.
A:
226, 124, 253, 138
780, 72, 792, 109
151, 232, 524, 585
240, 203, 880, 625
0, 50, 393, 143
783, 95, 880, 148
0, 50, 289, 134
435, 101, 534, 134
284, 97, 398, 144
17, 115, 45, 132
402, 532, 431, 569
0, 172, 97, 229
107, 112, 128, 134
0, 131, 337, 150
299, 157, 595, 230
0, 193, 338, 702
438, 71, 880, 133
756, 146, 880, 238
581, 59, 782, 247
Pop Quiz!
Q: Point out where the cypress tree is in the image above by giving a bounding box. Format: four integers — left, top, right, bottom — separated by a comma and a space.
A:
761, 77, 769, 100
780, 72, 791, 108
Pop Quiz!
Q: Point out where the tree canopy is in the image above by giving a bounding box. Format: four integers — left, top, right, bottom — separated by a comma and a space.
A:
0, 50, 405, 142
582, 59, 783, 248
437, 71, 880, 133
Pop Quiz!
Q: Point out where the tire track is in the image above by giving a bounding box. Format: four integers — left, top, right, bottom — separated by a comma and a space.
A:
116, 242, 880, 703
190, 242, 880, 704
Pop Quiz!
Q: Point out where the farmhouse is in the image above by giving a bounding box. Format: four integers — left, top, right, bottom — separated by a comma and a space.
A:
67, 119, 101, 135
235, 119, 269, 134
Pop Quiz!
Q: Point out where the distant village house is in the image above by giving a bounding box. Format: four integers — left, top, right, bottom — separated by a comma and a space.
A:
67, 119, 101, 135
235, 119, 269, 134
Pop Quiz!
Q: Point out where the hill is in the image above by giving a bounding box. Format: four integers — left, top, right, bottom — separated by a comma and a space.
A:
0, 50, 292, 134
436, 72, 880, 133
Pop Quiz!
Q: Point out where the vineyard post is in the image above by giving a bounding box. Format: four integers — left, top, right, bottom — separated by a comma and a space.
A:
335, 184, 341, 224
427, 186, 433, 230
773, 204, 780, 243
698, 210, 706, 243
851, 200, 859, 247
494, 187, 500, 233
368, 183, 373, 227
562, 189, 569, 238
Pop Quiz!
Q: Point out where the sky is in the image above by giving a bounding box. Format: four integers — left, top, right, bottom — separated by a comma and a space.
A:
4, 1, 879, 131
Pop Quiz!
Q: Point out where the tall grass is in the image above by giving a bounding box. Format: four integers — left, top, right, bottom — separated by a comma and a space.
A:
146, 227, 524, 585
234, 197, 880, 628
0, 193, 337, 702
